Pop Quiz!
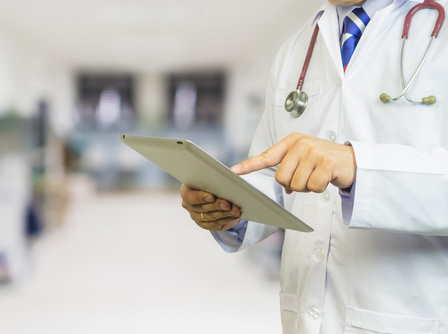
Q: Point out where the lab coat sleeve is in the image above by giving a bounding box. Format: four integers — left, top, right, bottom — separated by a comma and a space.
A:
344, 141, 448, 236
210, 219, 248, 253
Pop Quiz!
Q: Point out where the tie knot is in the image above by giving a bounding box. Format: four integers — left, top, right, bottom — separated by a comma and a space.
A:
343, 7, 370, 38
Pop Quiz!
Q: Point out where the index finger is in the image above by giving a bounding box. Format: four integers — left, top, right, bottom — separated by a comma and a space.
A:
180, 184, 216, 206
231, 139, 291, 175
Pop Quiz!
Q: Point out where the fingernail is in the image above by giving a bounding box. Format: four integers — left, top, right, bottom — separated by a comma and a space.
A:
220, 202, 230, 210
205, 196, 214, 203
231, 164, 241, 173
230, 206, 239, 215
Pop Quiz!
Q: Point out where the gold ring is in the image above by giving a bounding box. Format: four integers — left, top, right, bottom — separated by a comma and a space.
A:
201, 212, 209, 222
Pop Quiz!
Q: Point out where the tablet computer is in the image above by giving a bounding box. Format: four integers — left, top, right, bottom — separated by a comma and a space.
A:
119, 134, 313, 232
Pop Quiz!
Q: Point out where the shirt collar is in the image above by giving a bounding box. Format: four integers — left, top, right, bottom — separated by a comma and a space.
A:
336, 0, 393, 33
334, 0, 425, 35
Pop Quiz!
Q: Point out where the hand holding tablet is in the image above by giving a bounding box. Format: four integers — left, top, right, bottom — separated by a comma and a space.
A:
120, 134, 312, 232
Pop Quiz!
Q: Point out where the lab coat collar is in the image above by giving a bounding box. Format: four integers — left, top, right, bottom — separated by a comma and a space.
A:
312, 10, 325, 25
316, 2, 344, 79
315, 0, 425, 78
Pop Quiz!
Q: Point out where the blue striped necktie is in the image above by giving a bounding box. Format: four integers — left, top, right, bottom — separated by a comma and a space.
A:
341, 7, 370, 71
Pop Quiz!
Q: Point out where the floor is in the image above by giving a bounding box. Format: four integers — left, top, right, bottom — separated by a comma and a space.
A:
0, 189, 281, 333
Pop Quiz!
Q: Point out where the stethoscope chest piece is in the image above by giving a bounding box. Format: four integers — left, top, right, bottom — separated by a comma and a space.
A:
285, 90, 308, 118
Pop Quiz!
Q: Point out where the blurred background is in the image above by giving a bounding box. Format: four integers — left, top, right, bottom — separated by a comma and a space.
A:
0, 0, 323, 333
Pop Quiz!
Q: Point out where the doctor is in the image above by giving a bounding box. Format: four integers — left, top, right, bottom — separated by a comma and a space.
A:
181, 0, 448, 332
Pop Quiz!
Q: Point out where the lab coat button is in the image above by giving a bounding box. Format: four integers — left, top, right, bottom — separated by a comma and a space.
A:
328, 131, 337, 142
322, 191, 331, 202
306, 306, 321, 320
312, 248, 326, 262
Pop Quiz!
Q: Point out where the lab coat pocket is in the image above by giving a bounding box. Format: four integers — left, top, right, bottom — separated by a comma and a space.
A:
279, 291, 299, 334
344, 306, 439, 334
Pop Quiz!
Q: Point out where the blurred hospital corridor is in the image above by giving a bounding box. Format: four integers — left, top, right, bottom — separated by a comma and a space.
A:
0, 0, 324, 332
0, 184, 281, 333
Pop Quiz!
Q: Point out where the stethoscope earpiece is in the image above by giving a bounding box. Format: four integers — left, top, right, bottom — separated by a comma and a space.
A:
379, 93, 391, 103
422, 96, 436, 104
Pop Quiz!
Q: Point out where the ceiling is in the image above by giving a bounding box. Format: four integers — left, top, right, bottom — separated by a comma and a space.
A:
0, 0, 324, 72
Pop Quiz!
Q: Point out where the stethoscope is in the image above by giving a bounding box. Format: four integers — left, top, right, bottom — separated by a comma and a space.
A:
285, 0, 446, 118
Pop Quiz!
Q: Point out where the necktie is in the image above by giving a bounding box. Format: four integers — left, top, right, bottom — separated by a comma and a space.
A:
341, 7, 370, 71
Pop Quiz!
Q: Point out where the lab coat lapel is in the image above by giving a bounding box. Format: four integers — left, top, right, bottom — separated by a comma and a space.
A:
317, 2, 344, 80
345, 2, 396, 74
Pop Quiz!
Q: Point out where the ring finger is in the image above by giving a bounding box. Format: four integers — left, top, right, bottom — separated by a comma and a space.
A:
197, 210, 239, 222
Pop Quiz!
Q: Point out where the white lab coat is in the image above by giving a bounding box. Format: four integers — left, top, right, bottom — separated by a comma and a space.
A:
218, 0, 448, 332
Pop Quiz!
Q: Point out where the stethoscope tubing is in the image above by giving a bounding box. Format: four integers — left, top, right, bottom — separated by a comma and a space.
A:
284, 22, 321, 117
389, 36, 435, 103
381, 0, 444, 105
402, 0, 445, 38
391, 0, 444, 104
296, 24, 320, 91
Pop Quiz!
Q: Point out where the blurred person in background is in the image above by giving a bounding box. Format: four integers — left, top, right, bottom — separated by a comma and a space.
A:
181, 0, 448, 333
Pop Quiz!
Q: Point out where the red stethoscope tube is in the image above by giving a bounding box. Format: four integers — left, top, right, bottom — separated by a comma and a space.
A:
296, 24, 320, 91
402, 0, 445, 38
